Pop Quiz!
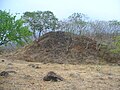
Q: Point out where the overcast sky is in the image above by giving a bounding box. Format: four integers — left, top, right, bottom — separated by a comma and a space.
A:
1, 0, 120, 21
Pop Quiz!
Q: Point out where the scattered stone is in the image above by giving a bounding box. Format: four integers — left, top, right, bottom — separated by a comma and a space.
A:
43, 71, 64, 82
1, 60, 4, 62
7, 71, 17, 74
28, 64, 35, 67
28, 64, 41, 69
0, 71, 9, 77
8, 63, 13, 65
34, 64, 41, 69
0, 70, 17, 77
24, 75, 32, 79
99, 77, 106, 80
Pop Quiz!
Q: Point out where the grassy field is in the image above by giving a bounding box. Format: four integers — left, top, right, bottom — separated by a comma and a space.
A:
0, 58, 120, 90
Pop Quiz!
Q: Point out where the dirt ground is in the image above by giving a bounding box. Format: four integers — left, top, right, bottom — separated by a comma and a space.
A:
0, 58, 120, 90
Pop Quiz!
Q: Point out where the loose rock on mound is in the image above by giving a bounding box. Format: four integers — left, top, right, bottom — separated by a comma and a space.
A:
14, 31, 100, 64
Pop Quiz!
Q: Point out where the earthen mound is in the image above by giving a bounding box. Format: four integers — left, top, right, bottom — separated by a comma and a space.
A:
14, 31, 100, 64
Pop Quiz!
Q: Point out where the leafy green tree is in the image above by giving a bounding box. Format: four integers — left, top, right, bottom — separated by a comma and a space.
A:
0, 10, 32, 46
22, 11, 58, 40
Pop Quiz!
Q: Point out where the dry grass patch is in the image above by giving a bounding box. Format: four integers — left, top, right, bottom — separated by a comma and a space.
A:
0, 58, 120, 90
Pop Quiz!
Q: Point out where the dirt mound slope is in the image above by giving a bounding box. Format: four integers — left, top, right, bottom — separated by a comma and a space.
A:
13, 31, 101, 64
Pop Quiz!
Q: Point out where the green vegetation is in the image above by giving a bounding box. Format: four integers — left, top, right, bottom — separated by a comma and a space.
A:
22, 11, 58, 40
111, 36, 120, 53
0, 10, 32, 46
108, 20, 120, 54
0, 10, 120, 63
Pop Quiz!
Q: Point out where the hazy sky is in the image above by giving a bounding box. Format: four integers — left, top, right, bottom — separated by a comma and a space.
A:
1, 0, 120, 21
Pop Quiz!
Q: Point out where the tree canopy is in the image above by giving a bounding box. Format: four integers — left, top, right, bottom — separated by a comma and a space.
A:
0, 10, 32, 46
22, 11, 58, 40
58, 13, 88, 35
